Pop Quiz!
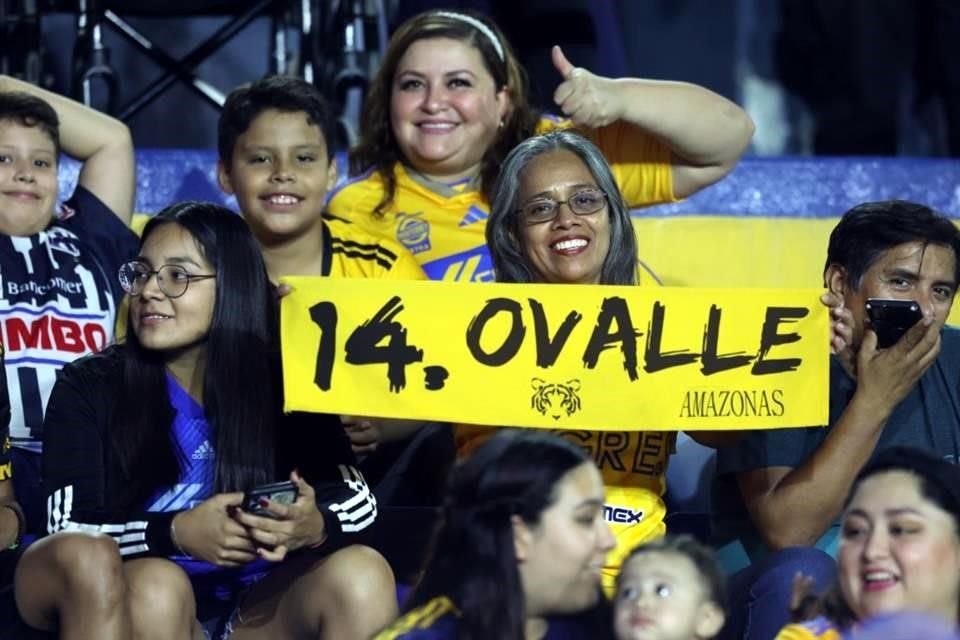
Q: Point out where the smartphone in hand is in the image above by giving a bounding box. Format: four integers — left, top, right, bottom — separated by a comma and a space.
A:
865, 298, 922, 349
242, 480, 298, 519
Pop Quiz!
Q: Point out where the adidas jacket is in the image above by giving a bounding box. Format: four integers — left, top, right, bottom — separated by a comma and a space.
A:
41, 345, 376, 559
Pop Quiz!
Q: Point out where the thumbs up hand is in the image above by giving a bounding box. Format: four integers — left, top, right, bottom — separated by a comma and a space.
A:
551, 45, 622, 129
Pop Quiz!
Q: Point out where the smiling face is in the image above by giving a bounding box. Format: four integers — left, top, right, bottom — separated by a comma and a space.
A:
613, 551, 724, 640
827, 241, 957, 349
838, 470, 960, 624
516, 149, 611, 285
0, 119, 58, 236
390, 36, 509, 182
514, 461, 615, 617
217, 109, 336, 246
130, 223, 216, 363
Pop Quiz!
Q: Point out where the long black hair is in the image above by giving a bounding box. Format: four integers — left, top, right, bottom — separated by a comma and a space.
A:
404, 429, 591, 640
112, 201, 277, 506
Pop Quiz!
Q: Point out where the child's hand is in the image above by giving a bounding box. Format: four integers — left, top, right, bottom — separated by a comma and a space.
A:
789, 572, 818, 622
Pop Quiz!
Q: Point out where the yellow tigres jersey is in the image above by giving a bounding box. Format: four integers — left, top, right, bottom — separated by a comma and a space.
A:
454, 425, 674, 597
322, 216, 426, 280
373, 596, 460, 639
327, 117, 675, 282
775, 619, 842, 640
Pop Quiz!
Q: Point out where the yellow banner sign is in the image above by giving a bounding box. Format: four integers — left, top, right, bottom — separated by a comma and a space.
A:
280, 278, 829, 430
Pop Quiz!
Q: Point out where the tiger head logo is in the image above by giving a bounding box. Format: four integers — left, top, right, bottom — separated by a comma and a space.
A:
531, 378, 582, 420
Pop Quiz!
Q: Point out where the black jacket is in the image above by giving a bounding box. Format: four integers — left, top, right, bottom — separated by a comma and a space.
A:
41, 345, 376, 558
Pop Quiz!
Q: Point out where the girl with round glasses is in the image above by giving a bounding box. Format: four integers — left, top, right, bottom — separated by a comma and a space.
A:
14, 201, 397, 639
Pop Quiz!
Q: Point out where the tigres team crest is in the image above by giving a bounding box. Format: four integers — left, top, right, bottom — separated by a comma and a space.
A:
395, 212, 430, 254
531, 378, 582, 420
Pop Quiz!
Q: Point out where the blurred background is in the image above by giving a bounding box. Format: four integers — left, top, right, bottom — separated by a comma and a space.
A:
3, 0, 958, 156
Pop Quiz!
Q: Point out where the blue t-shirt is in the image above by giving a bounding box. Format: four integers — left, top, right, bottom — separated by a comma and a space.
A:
147, 374, 215, 513
147, 374, 270, 589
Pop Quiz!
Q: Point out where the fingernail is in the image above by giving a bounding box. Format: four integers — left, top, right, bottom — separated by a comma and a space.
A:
259, 498, 270, 507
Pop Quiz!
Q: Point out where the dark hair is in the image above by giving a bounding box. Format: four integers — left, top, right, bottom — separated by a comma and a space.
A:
218, 75, 336, 164
487, 130, 638, 285
618, 534, 727, 610
799, 447, 960, 629
113, 201, 277, 505
349, 9, 541, 216
824, 200, 960, 290
0, 91, 60, 156
404, 429, 591, 640
847, 446, 960, 531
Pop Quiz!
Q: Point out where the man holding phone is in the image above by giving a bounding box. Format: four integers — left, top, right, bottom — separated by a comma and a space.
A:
714, 200, 960, 640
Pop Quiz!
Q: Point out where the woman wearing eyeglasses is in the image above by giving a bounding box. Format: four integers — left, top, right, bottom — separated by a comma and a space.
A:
13, 201, 397, 640
453, 130, 738, 599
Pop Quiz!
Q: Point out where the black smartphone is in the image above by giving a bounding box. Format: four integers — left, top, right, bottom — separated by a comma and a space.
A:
865, 298, 923, 348
242, 480, 298, 518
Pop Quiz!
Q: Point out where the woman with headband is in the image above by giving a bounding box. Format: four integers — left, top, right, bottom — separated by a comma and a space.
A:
324, 8, 756, 457
328, 9, 755, 285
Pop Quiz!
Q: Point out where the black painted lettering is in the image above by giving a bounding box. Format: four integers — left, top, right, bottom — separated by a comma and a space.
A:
752, 307, 809, 374
644, 301, 699, 373
309, 301, 337, 391
344, 296, 424, 392
529, 299, 582, 368
701, 305, 755, 375
582, 297, 641, 380
466, 298, 526, 366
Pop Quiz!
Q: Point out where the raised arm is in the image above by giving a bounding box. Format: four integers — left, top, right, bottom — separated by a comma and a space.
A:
550, 46, 754, 198
738, 317, 941, 548
0, 75, 134, 223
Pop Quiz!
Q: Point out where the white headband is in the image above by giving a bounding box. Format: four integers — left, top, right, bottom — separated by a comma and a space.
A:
433, 11, 505, 61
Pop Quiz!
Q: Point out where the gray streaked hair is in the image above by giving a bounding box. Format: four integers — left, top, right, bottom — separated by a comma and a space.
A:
486, 130, 639, 285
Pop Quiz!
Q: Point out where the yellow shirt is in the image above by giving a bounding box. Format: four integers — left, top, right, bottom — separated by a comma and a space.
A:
454, 423, 675, 596
327, 118, 676, 282
775, 619, 843, 640
321, 215, 426, 280
373, 596, 459, 639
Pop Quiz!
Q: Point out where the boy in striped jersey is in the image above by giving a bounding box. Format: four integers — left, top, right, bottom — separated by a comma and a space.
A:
216, 75, 425, 283
216, 77, 446, 505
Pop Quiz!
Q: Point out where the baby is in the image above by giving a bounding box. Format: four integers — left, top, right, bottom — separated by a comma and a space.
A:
614, 535, 727, 640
